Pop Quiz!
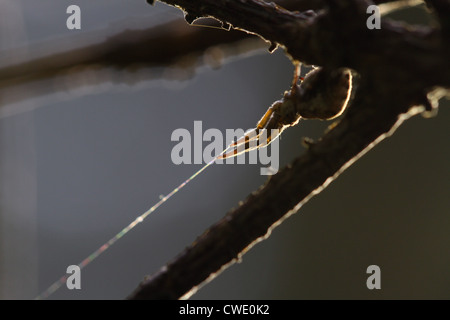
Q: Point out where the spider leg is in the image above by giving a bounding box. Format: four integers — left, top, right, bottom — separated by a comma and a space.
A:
225, 104, 277, 148
218, 106, 284, 159
218, 64, 302, 160
217, 134, 261, 159
228, 128, 261, 148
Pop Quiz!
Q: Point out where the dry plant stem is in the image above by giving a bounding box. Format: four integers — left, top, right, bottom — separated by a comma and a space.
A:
127, 0, 449, 299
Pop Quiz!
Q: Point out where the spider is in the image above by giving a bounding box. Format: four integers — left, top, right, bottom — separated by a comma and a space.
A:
219, 64, 353, 159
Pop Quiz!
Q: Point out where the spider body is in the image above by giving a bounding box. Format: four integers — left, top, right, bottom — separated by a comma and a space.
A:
294, 67, 353, 120
219, 66, 353, 159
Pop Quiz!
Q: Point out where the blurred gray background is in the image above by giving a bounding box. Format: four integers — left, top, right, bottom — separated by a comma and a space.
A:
0, 0, 449, 299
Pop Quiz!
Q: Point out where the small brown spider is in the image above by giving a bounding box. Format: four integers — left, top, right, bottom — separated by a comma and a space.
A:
219, 64, 353, 159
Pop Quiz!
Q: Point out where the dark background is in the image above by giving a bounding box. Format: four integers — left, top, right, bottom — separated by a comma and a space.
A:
0, 0, 449, 299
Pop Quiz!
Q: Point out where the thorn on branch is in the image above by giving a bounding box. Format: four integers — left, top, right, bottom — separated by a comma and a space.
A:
184, 12, 198, 24
420, 89, 443, 118
422, 94, 435, 112
221, 21, 232, 31
268, 42, 278, 53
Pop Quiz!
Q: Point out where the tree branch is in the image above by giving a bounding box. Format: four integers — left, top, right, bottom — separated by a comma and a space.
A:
155, 0, 449, 85
0, 0, 309, 102
0, 19, 258, 107
0, 0, 431, 108
127, 0, 449, 299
